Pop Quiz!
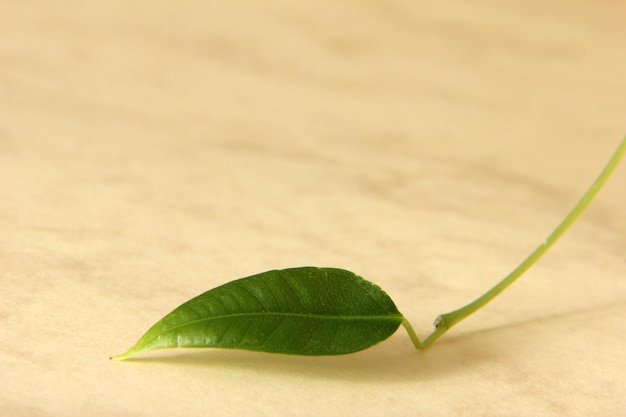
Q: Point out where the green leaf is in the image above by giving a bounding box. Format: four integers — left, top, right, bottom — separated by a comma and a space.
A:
110, 136, 626, 359
112, 267, 404, 359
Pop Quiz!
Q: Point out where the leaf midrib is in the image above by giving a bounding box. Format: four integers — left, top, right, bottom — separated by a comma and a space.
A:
146, 311, 403, 346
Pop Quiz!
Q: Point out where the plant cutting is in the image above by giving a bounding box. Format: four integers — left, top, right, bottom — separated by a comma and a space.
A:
112, 137, 626, 360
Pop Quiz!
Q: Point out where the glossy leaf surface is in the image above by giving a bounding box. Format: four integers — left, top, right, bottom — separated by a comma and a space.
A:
113, 267, 404, 359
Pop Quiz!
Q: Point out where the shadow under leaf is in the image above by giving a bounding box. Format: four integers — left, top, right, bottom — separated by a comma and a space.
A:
116, 332, 490, 383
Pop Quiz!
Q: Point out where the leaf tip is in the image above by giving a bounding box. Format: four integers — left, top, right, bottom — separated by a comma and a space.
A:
110, 350, 133, 361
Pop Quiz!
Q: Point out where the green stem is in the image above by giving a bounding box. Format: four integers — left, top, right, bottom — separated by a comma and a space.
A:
405, 137, 626, 350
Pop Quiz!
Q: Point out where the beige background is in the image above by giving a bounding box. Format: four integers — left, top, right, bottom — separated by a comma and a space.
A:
1, 1, 625, 416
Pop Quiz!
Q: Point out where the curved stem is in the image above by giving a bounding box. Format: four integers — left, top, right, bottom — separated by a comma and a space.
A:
404, 136, 626, 350
402, 318, 447, 349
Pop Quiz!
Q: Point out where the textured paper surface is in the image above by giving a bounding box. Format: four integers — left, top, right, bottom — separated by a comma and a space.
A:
1, 1, 625, 416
